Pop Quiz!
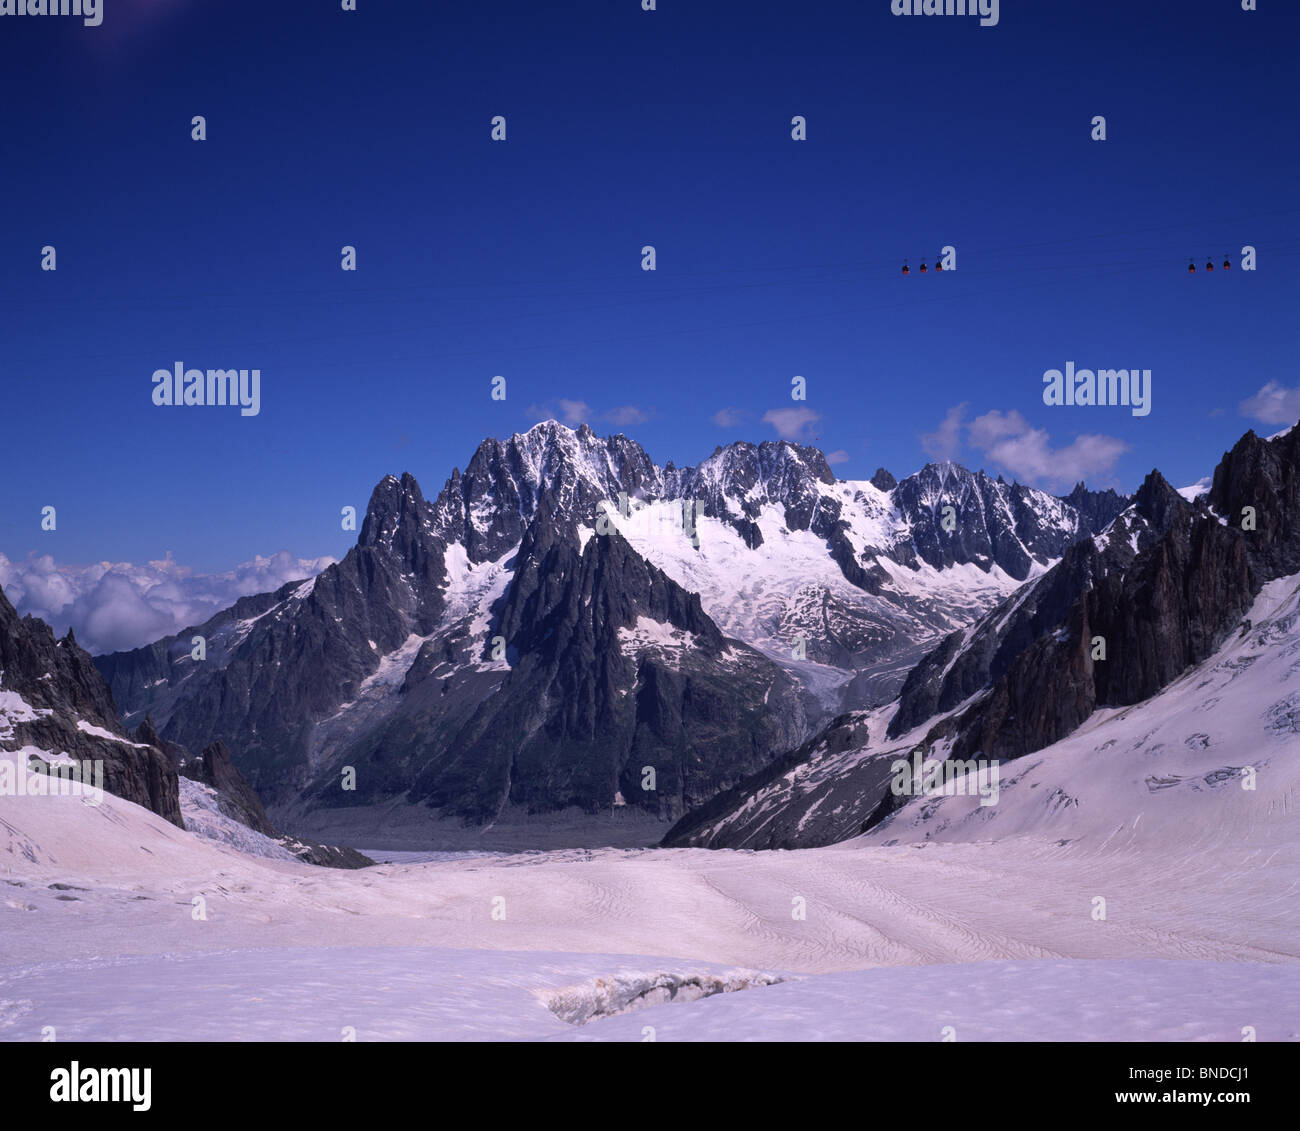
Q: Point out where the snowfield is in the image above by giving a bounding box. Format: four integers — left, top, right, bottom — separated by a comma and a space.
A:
870, 573, 1300, 848
2, 575, 1298, 1041
1, 777, 1297, 1039
2, 948, 1291, 1042
602, 494, 1031, 709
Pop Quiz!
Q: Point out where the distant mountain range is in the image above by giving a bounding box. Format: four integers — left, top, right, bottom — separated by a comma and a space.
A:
662, 424, 1300, 848
91, 421, 1129, 841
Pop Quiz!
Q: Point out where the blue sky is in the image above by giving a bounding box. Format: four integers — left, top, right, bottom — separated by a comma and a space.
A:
1, 0, 1298, 587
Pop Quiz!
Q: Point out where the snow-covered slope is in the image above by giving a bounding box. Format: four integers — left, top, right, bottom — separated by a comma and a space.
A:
2, 768, 1296, 1040
598, 494, 1034, 710
665, 567, 1300, 852
870, 572, 1300, 848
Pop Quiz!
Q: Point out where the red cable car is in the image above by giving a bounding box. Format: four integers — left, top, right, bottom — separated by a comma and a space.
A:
1223, 255, 1231, 271
901, 261, 910, 276
934, 255, 944, 273
919, 260, 928, 274
1188, 259, 1196, 274
1206, 258, 1214, 272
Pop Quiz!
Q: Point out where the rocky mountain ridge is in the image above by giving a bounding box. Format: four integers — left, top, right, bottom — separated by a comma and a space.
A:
0, 584, 181, 826
94, 422, 1128, 841
662, 424, 1299, 849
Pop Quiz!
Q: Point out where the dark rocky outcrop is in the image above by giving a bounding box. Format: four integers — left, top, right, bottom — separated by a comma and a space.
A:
0, 586, 182, 826
132, 717, 372, 868
274, 836, 373, 870
1059, 481, 1131, 539
305, 518, 809, 824
661, 712, 881, 849
931, 470, 1257, 766
886, 500, 1155, 740
99, 472, 449, 804
1208, 425, 1300, 577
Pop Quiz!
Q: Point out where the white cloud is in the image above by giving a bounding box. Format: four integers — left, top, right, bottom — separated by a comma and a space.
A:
603, 405, 652, 428
712, 407, 747, 428
920, 403, 968, 460
761, 407, 821, 441
1239, 382, 1300, 427
923, 404, 1128, 487
826, 450, 850, 465
972, 423, 1128, 487
557, 399, 592, 427
966, 409, 1029, 450
0, 550, 336, 656
526, 401, 651, 430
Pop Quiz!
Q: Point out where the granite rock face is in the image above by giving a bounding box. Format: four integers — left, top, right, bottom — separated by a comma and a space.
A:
303, 516, 810, 824
0, 586, 182, 826
98, 472, 449, 803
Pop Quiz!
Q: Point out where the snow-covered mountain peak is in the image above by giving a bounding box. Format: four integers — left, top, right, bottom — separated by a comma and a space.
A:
97, 422, 1145, 838
911, 459, 967, 487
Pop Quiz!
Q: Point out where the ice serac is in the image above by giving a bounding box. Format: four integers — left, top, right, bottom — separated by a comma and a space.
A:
663, 422, 1300, 849
190, 739, 278, 837
0, 584, 182, 825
